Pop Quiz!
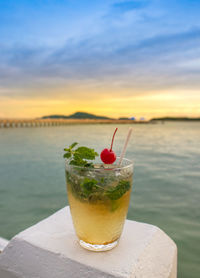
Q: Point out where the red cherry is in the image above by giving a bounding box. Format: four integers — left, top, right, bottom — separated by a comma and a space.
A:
100, 148, 116, 164
100, 128, 118, 164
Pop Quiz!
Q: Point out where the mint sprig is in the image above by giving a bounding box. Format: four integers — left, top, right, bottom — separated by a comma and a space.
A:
64, 142, 131, 204
80, 178, 103, 198
64, 142, 98, 167
105, 180, 130, 200
79, 177, 130, 201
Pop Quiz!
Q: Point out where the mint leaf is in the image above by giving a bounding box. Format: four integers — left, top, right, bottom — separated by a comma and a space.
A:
105, 180, 131, 200
110, 200, 119, 212
63, 142, 99, 167
70, 142, 78, 149
70, 157, 88, 166
64, 142, 78, 152
63, 152, 72, 159
81, 178, 97, 194
80, 178, 102, 198
76, 147, 98, 160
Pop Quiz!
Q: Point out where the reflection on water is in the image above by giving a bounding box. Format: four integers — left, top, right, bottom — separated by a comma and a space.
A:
0, 122, 200, 278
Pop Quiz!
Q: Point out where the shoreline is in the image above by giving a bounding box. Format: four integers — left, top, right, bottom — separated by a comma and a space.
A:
0, 118, 151, 128
1, 118, 199, 128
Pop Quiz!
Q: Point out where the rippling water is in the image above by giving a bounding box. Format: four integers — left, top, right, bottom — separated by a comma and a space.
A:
0, 122, 199, 277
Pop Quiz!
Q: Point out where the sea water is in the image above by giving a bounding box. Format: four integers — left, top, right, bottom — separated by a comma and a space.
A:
0, 122, 200, 277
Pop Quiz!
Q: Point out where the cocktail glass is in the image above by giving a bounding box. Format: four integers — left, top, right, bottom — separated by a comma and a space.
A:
65, 158, 133, 251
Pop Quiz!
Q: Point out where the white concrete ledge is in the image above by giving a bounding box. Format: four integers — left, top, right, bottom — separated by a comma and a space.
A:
0, 237, 9, 253
0, 206, 177, 278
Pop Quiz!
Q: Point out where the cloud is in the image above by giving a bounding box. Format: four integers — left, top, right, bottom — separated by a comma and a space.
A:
0, 12, 200, 99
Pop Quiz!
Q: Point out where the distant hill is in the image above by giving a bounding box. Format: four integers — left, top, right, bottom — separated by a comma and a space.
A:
41, 112, 112, 120
41, 114, 69, 119
151, 117, 200, 121
118, 117, 131, 120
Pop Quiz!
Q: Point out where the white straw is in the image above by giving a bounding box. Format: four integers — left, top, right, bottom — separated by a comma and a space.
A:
118, 127, 133, 166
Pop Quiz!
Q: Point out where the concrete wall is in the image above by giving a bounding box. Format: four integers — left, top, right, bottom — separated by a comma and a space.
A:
0, 206, 177, 278
0, 238, 9, 254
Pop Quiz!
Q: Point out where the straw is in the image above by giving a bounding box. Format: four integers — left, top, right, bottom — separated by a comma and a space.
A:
118, 127, 133, 166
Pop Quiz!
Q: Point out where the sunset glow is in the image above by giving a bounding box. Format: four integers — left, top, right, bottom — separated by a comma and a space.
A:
0, 0, 200, 119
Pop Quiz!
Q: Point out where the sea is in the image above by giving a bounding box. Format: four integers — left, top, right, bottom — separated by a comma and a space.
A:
0, 122, 199, 277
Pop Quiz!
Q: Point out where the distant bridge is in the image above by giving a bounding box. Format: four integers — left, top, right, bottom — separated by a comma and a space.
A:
0, 118, 150, 128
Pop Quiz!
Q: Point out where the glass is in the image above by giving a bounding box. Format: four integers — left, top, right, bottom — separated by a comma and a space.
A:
65, 158, 134, 251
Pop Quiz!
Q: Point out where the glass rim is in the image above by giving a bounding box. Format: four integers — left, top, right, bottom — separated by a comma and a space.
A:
65, 157, 134, 171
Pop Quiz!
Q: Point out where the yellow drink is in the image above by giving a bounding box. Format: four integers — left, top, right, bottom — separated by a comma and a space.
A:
67, 180, 131, 245
65, 158, 133, 251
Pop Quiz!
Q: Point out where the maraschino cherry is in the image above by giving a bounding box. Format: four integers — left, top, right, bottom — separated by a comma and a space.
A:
100, 128, 118, 164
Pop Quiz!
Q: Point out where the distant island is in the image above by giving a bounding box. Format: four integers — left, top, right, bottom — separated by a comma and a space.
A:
151, 117, 200, 121
41, 112, 112, 120
41, 113, 200, 121
118, 117, 130, 120
1, 113, 200, 128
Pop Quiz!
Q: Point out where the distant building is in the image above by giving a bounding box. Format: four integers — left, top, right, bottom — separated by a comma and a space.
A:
130, 117, 136, 120
140, 117, 145, 121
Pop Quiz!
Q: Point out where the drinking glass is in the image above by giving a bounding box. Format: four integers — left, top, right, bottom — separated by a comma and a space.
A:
65, 158, 134, 251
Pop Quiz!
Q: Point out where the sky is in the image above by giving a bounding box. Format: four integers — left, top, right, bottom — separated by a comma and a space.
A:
0, 0, 200, 119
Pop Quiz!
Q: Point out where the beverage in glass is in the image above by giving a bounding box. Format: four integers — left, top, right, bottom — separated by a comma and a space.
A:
65, 158, 133, 251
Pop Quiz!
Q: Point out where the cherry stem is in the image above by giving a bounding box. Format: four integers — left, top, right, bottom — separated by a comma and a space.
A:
110, 128, 118, 151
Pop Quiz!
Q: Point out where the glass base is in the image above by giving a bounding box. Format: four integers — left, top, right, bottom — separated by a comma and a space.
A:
79, 239, 118, 252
